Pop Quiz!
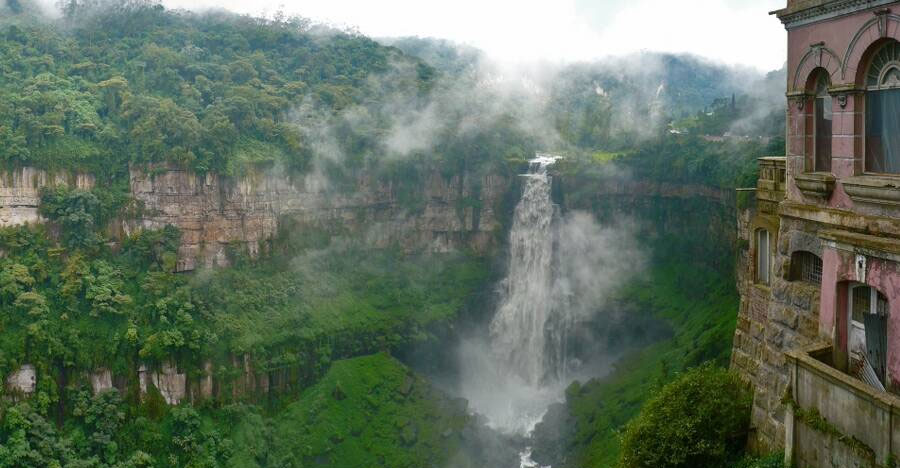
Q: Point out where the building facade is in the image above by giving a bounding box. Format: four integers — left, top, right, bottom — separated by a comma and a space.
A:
731, 1, 900, 466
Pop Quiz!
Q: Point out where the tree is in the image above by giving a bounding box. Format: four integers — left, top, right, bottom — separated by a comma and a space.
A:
619, 365, 752, 468
39, 187, 101, 249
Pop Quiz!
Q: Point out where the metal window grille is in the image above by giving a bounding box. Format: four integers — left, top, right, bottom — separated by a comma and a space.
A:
791, 251, 822, 284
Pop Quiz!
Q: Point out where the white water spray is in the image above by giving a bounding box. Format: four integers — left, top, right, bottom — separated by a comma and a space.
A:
454, 152, 642, 454
489, 154, 566, 387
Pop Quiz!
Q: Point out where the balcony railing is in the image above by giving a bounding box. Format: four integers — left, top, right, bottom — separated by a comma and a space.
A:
785, 343, 900, 467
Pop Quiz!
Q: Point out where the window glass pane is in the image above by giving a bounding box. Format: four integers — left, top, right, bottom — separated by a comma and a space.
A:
815, 96, 832, 171
866, 89, 900, 174
852, 286, 870, 323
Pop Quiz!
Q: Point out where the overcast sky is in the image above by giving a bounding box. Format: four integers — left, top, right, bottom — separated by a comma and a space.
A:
161, 0, 787, 71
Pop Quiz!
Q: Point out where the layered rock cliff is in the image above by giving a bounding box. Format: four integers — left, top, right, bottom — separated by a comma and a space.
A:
0, 165, 510, 270
0, 167, 95, 227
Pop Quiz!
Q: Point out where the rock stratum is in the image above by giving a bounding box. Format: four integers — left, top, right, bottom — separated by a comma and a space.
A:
0, 166, 510, 270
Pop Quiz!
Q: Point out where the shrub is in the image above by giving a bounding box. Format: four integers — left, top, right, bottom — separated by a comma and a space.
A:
731, 454, 785, 468
619, 364, 752, 468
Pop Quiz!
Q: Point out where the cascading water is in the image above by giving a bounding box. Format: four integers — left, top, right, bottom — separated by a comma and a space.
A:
489, 154, 565, 387
454, 154, 574, 437
449, 153, 640, 467
444, 152, 644, 468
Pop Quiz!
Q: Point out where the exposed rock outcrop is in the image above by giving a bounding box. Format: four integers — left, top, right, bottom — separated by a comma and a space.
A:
0, 168, 95, 226
126, 166, 509, 271
90, 368, 113, 394
0, 165, 509, 271
6, 364, 36, 397
139, 363, 187, 405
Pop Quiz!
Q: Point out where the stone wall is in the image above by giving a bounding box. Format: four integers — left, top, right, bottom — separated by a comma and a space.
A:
127, 166, 509, 271
732, 209, 826, 451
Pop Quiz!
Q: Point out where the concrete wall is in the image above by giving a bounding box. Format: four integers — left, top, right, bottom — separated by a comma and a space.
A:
794, 421, 875, 468
788, 345, 900, 466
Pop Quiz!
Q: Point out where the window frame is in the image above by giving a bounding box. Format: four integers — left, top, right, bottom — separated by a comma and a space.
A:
848, 283, 889, 325
863, 40, 900, 176
790, 251, 823, 285
813, 71, 833, 173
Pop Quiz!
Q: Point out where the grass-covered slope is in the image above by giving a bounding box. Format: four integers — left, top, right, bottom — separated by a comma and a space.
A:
269, 353, 469, 467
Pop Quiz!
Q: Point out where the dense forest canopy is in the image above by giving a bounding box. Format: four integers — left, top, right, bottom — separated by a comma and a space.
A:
0, 0, 784, 183
0, 0, 423, 177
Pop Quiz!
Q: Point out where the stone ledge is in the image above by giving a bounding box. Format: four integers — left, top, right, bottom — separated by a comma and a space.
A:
842, 175, 900, 207
773, 0, 897, 28
819, 228, 900, 259
794, 172, 835, 199
780, 201, 900, 239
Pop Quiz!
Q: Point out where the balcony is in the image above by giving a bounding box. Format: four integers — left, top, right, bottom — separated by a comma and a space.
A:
794, 172, 835, 200
785, 343, 900, 467
757, 157, 786, 214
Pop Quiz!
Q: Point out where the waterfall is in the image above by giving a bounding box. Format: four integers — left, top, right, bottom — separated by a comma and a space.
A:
447, 152, 641, 466
489, 154, 566, 387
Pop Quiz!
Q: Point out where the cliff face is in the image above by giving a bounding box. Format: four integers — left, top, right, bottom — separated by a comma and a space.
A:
127, 167, 509, 270
0, 166, 509, 269
0, 167, 95, 227
561, 177, 738, 273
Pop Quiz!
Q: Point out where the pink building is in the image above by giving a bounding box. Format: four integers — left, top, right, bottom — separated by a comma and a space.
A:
731, 1, 900, 466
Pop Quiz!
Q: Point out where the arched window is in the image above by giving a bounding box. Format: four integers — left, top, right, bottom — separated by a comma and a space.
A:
813, 70, 832, 172
790, 251, 822, 284
865, 40, 900, 174
756, 229, 770, 285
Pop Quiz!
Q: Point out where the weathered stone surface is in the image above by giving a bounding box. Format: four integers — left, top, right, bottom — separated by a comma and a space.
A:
5, 364, 35, 396
152, 363, 186, 405
0, 168, 95, 227
90, 368, 113, 394
139, 363, 186, 405
127, 166, 508, 271
732, 209, 824, 455
772, 306, 800, 329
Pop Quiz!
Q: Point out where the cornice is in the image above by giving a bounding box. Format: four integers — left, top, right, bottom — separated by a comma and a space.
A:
773, 0, 899, 29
